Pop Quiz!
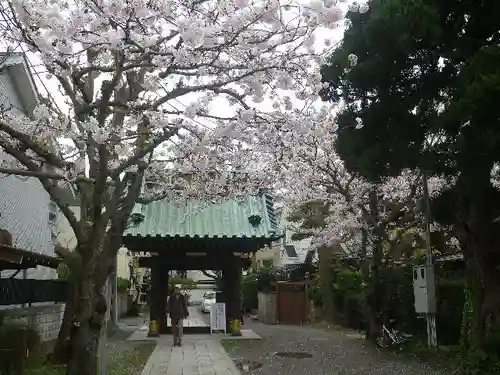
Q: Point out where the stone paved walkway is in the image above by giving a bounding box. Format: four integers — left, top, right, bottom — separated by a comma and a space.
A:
128, 306, 210, 340
140, 336, 240, 375
128, 307, 240, 375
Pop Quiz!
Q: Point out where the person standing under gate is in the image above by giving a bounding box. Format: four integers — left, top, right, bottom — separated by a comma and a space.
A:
167, 284, 189, 346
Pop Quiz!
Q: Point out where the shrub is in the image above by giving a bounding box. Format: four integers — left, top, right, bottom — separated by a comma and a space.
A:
0, 323, 40, 352
436, 279, 465, 345
242, 273, 259, 312
256, 266, 276, 293
56, 263, 70, 280
464, 350, 500, 375
307, 273, 323, 306
329, 263, 466, 344
168, 275, 197, 294
117, 277, 131, 293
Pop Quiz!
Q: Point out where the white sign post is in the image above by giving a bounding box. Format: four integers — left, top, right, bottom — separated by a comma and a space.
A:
210, 302, 227, 334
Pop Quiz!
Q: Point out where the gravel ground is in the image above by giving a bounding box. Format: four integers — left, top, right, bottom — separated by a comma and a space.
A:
106, 314, 155, 375
223, 320, 446, 375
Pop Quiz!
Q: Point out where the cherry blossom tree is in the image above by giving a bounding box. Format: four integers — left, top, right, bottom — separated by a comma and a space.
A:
0, 0, 374, 373
264, 106, 446, 249
260, 106, 448, 334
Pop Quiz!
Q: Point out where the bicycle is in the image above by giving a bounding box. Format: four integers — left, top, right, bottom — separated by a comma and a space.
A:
375, 315, 413, 351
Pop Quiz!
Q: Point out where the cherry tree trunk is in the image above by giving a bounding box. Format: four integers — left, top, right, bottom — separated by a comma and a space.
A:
67, 321, 101, 375
66, 276, 106, 375
358, 229, 372, 339
317, 245, 338, 323
52, 283, 77, 362
365, 237, 383, 341
365, 189, 383, 341
460, 216, 500, 348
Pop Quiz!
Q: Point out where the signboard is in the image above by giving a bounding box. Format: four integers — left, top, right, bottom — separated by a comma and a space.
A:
210, 302, 227, 334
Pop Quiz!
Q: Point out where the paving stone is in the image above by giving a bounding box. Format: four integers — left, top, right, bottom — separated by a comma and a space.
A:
141, 338, 240, 375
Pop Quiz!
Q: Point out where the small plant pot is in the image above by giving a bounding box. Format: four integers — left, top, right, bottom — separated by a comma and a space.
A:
230, 319, 242, 336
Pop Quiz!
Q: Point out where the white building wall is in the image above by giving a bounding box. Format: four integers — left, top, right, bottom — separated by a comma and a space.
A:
0, 68, 23, 110
116, 248, 130, 280
276, 204, 315, 266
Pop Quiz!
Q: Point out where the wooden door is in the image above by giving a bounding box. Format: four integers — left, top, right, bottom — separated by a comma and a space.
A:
277, 282, 308, 325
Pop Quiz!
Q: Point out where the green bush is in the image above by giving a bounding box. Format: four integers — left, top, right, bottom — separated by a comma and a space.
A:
117, 277, 131, 293
56, 263, 70, 280
242, 273, 259, 312
241, 267, 278, 312
329, 264, 465, 344
256, 266, 276, 293
464, 350, 500, 375
307, 273, 323, 306
168, 276, 197, 293
0, 323, 40, 352
436, 279, 465, 345
333, 268, 363, 292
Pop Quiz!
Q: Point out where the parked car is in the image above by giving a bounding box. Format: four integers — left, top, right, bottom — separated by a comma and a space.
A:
201, 291, 216, 313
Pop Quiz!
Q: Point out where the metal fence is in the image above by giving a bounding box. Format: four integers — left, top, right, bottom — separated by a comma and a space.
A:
0, 278, 68, 305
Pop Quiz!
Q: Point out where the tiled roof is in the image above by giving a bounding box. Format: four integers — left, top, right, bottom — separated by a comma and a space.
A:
0, 244, 61, 269
124, 194, 279, 239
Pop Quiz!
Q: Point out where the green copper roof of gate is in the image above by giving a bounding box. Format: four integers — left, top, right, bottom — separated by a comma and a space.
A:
124, 194, 279, 239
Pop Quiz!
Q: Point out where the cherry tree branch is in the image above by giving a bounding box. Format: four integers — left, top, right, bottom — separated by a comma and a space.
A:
0, 139, 84, 250
0, 121, 65, 168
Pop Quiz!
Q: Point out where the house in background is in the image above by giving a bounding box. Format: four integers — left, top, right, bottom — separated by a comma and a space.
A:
54, 182, 142, 296
255, 204, 317, 269
0, 53, 57, 280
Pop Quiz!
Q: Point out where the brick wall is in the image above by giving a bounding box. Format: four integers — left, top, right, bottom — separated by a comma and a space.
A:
2, 303, 65, 342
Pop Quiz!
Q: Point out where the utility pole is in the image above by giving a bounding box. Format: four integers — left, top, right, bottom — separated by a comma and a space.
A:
422, 171, 438, 348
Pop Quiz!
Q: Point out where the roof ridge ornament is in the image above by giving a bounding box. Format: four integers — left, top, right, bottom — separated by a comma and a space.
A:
248, 214, 262, 227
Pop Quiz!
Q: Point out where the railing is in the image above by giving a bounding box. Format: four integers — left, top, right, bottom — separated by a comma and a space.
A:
0, 279, 68, 305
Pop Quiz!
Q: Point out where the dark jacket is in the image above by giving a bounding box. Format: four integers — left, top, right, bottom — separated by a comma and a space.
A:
167, 293, 189, 319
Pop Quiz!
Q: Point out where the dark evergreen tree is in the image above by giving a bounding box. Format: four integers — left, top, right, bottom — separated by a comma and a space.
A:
320, 0, 500, 348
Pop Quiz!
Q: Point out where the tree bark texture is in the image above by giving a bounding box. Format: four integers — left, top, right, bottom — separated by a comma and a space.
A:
52, 282, 77, 363
456, 172, 500, 350
366, 189, 384, 341
358, 229, 371, 338
317, 245, 337, 323
65, 276, 108, 375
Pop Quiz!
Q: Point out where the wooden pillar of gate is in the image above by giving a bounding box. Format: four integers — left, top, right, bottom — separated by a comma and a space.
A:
222, 256, 242, 333
149, 257, 169, 335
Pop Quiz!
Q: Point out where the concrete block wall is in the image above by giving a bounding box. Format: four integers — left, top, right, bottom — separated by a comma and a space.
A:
2, 303, 65, 342
117, 292, 131, 317
258, 292, 277, 324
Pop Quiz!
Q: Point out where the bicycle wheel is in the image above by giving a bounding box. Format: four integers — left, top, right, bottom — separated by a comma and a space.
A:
375, 331, 390, 348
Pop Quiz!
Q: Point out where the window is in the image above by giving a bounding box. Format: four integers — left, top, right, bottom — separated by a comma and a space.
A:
51, 229, 57, 244
48, 198, 57, 224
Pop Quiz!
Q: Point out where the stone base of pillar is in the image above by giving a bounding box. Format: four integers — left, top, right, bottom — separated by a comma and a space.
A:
147, 330, 160, 337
